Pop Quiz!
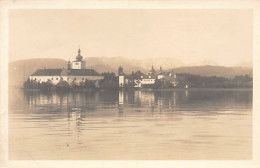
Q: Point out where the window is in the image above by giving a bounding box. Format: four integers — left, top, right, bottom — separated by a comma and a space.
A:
67, 77, 69, 81
82, 78, 84, 81
56, 78, 58, 80
74, 78, 76, 81
51, 78, 53, 80
75, 63, 78, 65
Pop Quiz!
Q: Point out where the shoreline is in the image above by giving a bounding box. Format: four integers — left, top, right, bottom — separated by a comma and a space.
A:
19, 87, 253, 92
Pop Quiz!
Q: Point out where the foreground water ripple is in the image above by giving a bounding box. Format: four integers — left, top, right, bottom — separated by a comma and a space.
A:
9, 88, 252, 160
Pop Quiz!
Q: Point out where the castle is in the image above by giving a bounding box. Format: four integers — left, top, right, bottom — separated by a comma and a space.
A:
29, 48, 103, 86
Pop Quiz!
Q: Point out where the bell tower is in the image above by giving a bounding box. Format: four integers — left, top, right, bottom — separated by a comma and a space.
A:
67, 60, 71, 69
71, 47, 86, 69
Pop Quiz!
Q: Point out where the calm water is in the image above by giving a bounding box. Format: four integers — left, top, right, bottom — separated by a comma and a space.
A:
9, 88, 252, 160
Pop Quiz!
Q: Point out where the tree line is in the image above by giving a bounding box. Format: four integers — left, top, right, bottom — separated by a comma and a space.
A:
24, 72, 119, 91
24, 72, 252, 91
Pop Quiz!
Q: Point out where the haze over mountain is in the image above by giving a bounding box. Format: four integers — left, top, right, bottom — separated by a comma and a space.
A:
173, 66, 252, 78
9, 58, 67, 87
84, 56, 184, 73
9, 57, 253, 87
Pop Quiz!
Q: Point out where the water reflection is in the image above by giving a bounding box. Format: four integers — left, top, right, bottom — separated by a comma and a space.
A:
9, 88, 252, 160
16, 89, 253, 118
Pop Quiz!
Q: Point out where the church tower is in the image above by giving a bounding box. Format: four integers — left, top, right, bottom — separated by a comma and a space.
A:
71, 48, 86, 69
118, 66, 125, 87
118, 66, 123, 75
67, 60, 71, 69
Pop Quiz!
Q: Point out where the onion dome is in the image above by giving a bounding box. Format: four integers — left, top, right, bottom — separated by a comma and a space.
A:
76, 48, 83, 61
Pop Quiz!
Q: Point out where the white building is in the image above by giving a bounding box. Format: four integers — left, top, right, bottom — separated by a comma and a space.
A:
119, 75, 125, 87
134, 79, 142, 88
140, 76, 156, 85
29, 48, 103, 85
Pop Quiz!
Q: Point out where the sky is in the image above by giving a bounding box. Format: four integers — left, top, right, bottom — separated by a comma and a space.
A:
9, 9, 253, 66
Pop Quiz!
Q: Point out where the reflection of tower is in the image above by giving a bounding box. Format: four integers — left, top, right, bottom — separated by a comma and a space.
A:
145, 91, 155, 112
118, 90, 124, 114
58, 92, 64, 107
119, 90, 124, 105
134, 90, 142, 105
158, 97, 163, 115
68, 107, 83, 145
185, 90, 189, 99
173, 91, 176, 109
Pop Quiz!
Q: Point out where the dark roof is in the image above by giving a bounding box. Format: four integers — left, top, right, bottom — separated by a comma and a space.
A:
68, 69, 100, 76
73, 60, 85, 62
31, 69, 101, 76
31, 69, 62, 76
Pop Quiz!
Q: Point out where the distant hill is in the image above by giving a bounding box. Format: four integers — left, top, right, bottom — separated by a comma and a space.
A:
85, 57, 147, 74
137, 57, 184, 70
9, 58, 67, 87
84, 56, 184, 73
9, 58, 252, 88
174, 66, 252, 78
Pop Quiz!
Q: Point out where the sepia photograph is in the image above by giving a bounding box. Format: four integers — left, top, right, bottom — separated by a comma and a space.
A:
1, 0, 260, 168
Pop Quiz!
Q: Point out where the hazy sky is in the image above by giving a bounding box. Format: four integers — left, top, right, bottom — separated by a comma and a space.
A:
9, 9, 253, 66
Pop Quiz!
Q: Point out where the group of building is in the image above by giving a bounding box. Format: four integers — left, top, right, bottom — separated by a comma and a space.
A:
118, 65, 180, 88
29, 48, 181, 89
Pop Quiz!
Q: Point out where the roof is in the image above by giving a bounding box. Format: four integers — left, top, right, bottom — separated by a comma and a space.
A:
67, 69, 100, 76
31, 69, 62, 76
31, 69, 101, 76
73, 60, 85, 62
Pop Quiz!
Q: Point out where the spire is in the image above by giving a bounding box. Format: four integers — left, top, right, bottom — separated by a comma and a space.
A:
67, 59, 71, 69
118, 66, 123, 75
78, 48, 81, 56
76, 47, 83, 61
151, 65, 155, 74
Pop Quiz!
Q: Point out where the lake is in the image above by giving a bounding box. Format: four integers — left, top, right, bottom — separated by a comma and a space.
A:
8, 88, 252, 160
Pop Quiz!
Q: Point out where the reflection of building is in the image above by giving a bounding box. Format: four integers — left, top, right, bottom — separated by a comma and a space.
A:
119, 90, 124, 105
118, 90, 124, 114
29, 48, 103, 85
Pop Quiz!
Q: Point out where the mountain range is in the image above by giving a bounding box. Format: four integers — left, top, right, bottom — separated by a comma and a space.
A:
9, 57, 252, 87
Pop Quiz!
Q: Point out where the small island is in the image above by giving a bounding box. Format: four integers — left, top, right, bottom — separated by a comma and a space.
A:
23, 49, 253, 91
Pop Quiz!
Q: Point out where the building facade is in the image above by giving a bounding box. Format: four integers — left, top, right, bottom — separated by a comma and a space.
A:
29, 48, 103, 86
